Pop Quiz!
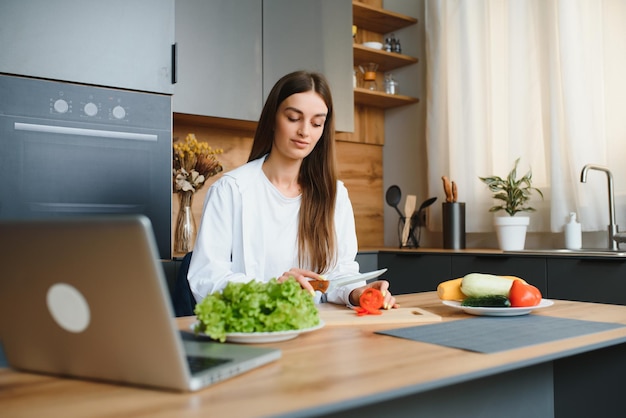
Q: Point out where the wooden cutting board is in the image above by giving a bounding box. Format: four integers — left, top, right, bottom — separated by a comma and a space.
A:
318, 306, 441, 326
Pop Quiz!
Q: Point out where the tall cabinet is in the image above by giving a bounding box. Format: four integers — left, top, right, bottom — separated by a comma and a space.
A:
263, 0, 353, 133
173, 0, 262, 122
0, 0, 175, 94
173, 0, 353, 132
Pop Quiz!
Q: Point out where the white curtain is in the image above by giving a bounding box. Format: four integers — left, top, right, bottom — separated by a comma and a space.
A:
425, 0, 626, 233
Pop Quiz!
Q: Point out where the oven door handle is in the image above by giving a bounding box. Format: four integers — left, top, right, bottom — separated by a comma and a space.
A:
14, 122, 158, 142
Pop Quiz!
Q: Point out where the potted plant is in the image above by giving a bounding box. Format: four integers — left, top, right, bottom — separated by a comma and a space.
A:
479, 158, 543, 250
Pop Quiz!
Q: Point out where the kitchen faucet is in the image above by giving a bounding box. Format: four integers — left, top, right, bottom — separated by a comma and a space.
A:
580, 164, 626, 250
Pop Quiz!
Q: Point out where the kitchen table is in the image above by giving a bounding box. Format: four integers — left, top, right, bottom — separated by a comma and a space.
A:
2, 292, 626, 417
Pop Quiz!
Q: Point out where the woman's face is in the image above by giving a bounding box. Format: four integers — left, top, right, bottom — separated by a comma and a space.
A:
273, 90, 328, 161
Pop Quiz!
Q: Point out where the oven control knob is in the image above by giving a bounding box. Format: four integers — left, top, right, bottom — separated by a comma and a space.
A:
53, 99, 69, 114
84, 102, 98, 117
111, 105, 126, 120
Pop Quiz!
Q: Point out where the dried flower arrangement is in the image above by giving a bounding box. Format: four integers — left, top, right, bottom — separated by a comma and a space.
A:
172, 133, 223, 193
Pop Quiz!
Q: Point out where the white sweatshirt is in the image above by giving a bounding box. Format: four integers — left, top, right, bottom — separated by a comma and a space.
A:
187, 156, 362, 305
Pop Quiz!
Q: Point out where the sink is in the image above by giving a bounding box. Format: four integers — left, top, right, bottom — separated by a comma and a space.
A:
504, 249, 626, 257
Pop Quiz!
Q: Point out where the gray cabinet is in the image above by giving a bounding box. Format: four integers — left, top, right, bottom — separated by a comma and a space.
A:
451, 254, 547, 295
378, 250, 626, 305
378, 252, 452, 294
378, 251, 547, 295
263, 0, 353, 132
547, 258, 626, 305
0, 0, 175, 94
174, 0, 353, 129
173, 0, 263, 120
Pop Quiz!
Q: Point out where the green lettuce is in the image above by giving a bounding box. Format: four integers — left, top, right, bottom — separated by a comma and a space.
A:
194, 278, 320, 342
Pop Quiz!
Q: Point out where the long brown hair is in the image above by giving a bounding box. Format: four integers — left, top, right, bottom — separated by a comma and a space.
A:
248, 70, 338, 274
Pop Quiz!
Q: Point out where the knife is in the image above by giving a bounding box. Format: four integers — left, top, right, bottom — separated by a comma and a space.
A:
442, 176, 458, 203
308, 268, 388, 293
442, 176, 453, 202
451, 181, 458, 203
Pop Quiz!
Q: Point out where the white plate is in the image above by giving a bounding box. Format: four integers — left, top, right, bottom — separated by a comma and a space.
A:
362, 41, 383, 50
442, 299, 554, 316
192, 321, 325, 344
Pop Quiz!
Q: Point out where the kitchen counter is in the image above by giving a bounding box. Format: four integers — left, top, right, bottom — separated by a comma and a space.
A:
365, 246, 626, 258
2, 292, 626, 417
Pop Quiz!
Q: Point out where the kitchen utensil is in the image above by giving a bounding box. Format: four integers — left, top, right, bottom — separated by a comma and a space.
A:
409, 196, 437, 248
442, 176, 458, 202
308, 269, 388, 293
416, 196, 438, 215
442, 176, 452, 202
401, 195, 417, 246
385, 185, 404, 218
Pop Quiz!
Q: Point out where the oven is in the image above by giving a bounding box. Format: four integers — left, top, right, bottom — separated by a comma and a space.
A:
0, 74, 172, 259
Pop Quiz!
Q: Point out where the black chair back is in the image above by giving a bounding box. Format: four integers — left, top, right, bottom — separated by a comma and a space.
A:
172, 252, 196, 317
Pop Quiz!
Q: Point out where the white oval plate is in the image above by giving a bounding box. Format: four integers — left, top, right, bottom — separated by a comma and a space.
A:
442, 299, 554, 316
192, 320, 325, 344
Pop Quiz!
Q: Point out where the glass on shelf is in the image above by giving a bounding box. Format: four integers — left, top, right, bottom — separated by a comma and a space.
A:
359, 63, 379, 91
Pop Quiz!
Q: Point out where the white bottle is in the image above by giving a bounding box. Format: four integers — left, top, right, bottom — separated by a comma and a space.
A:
564, 212, 582, 250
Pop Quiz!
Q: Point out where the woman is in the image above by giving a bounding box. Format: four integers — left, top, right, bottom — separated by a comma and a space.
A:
187, 70, 397, 309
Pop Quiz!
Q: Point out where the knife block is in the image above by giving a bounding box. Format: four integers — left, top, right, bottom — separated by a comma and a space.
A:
443, 202, 466, 249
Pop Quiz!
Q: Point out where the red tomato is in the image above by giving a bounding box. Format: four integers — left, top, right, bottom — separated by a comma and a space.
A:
509, 280, 542, 307
358, 288, 384, 314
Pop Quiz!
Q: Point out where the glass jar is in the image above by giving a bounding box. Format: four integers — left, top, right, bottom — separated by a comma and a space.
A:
384, 74, 398, 95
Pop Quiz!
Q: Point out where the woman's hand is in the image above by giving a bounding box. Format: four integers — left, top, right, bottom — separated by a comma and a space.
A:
276, 268, 323, 295
349, 280, 398, 310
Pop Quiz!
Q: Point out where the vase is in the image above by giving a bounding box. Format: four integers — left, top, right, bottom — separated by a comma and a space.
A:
174, 191, 197, 253
494, 216, 529, 251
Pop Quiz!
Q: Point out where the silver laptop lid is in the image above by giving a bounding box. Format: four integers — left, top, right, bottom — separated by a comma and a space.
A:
0, 215, 280, 391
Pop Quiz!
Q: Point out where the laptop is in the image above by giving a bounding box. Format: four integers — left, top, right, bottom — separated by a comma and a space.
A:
0, 215, 281, 392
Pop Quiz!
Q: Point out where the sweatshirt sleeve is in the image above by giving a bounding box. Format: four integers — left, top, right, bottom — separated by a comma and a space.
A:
187, 177, 250, 303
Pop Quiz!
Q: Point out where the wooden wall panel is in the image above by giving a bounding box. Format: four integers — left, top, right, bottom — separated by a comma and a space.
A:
336, 141, 384, 247
172, 116, 254, 255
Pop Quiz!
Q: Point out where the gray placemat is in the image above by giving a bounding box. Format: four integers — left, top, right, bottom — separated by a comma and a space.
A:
376, 316, 626, 353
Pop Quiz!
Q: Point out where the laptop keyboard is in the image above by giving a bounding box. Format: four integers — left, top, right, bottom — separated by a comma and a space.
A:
186, 355, 232, 374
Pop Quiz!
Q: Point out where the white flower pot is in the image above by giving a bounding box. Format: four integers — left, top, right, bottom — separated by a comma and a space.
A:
494, 216, 529, 251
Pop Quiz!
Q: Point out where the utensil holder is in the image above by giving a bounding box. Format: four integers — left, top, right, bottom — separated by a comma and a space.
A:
397, 216, 419, 248
443, 202, 466, 249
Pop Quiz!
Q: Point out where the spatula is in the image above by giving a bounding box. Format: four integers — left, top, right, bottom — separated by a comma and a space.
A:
401, 195, 417, 246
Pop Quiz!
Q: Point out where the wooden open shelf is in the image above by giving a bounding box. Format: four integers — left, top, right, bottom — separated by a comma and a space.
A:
352, 2, 417, 34
354, 87, 419, 109
353, 44, 418, 72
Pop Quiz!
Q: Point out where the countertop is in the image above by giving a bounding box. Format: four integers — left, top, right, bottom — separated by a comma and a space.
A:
2, 292, 626, 417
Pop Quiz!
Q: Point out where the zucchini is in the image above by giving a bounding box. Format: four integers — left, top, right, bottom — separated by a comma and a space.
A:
460, 273, 516, 297
461, 295, 511, 307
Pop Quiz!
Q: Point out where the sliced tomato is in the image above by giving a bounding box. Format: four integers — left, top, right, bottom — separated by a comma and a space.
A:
359, 288, 384, 314
353, 307, 369, 316
509, 279, 542, 307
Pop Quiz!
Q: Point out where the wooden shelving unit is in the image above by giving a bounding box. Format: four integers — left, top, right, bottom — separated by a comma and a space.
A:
352, 1, 419, 108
